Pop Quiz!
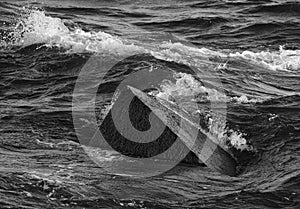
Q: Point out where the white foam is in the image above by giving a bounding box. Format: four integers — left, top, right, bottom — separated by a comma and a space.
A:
149, 41, 226, 69
226, 131, 252, 151
230, 95, 260, 104
230, 46, 300, 71
206, 116, 253, 151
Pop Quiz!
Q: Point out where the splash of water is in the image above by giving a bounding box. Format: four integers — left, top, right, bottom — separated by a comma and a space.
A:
15, 9, 69, 46
154, 72, 253, 151
155, 72, 226, 103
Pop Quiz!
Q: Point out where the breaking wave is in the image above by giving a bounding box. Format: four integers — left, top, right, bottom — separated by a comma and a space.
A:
3, 9, 300, 72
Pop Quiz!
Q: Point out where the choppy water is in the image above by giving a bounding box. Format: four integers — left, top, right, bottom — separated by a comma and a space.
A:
0, 0, 300, 208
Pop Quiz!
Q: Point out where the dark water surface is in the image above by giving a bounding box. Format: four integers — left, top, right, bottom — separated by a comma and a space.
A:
0, 0, 300, 208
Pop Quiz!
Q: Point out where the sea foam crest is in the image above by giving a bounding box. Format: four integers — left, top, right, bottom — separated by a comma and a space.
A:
154, 41, 300, 72
12, 9, 141, 55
